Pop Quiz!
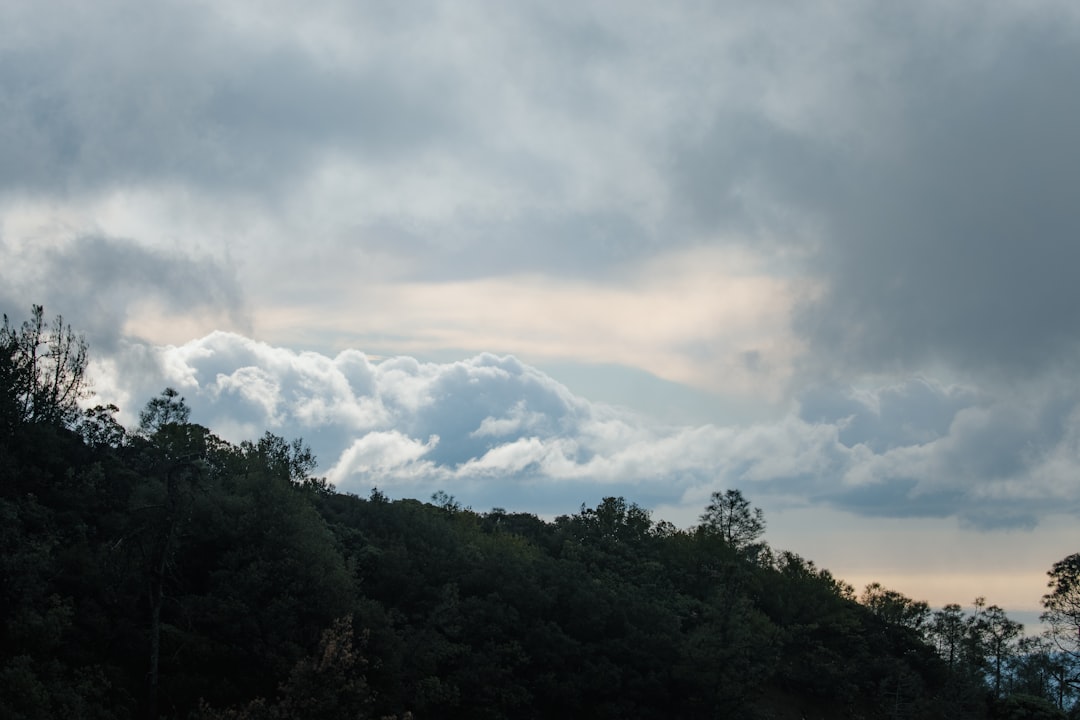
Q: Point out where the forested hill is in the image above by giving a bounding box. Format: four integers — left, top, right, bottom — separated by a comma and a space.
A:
3, 308, 1077, 720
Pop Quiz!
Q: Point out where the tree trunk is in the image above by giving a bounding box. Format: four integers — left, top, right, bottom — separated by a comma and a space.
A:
146, 465, 179, 720
146, 518, 173, 720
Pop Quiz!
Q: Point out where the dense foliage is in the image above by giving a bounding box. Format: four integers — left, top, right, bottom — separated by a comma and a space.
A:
2, 308, 1078, 719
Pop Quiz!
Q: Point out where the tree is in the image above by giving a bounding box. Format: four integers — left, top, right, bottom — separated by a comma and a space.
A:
572, 496, 653, 546
77, 403, 128, 449
976, 603, 1022, 699
1011, 636, 1077, 711
860, 583, 930, 632
195, 617, 405, 720
138, 387, 191, 437
132, 389, 205, 719
930, 603, 967, 671
0, 305, 89, 431
994, 693, 1067, 720
431, 490, 462, 514
242, 432, 316, 485
1043, 554, 1080, 665
698, 489, 765, 553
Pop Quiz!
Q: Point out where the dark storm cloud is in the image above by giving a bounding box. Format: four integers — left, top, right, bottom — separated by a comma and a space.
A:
790, 378, 1080, 530
830, 479, 963, 522
0, 235, 247, 351
0, 0, 459, 197
9, 0, 1079, 319
805, 35, 1080, 375
0, 0, 661, 282
9, 0, 1080, 537
798, 378, 981, 453
671, 7, 1080, 375
658, 3, 1080, 529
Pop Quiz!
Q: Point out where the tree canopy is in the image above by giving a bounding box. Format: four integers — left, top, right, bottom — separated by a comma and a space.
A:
698, 488, 766, 553
0, 306, 1073, 720
0, 304, 88, 432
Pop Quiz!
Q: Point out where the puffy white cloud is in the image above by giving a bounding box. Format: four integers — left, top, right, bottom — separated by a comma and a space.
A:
328, 431, 440, 484
91, 332, 1080, 529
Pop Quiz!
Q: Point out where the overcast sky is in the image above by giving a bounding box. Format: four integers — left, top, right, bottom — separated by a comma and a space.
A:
4, 0, 1080, 621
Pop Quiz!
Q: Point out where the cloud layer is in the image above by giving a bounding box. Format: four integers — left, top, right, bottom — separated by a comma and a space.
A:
5, 0, 1080, 392
93, 333, 1080, 529
6, 0, 1080, 608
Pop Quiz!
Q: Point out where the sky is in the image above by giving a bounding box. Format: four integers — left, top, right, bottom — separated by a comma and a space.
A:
3, 0, 1080, 625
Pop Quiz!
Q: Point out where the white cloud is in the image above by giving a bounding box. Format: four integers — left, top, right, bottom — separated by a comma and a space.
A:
327, 431, 440, 485
471, 400, 546, 439
86, 332, 1080, 531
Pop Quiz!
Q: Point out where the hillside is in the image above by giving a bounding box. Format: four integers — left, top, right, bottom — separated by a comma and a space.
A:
1, 308, 1074, 719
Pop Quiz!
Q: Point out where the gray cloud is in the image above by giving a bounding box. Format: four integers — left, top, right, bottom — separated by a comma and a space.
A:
8, 0, 1080, 317
0, 0, 460, 198
7, 0, 1080, 539
798, 378, 982, 453
0, 235, 247, 351
0, 1, 712, 282
667, 4, 1080, 376
791, 378, 1080, 530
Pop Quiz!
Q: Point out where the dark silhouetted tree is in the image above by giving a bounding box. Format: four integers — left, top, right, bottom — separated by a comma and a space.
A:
976, 603, 1022, 699
861, 583, 930, 633
0, 305, 89, 431
698, 488, 765, 553
1043, 554, 1080, 666
138, 388, 191, 437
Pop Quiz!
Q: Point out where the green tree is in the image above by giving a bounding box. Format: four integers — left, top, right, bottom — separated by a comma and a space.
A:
195, 617, 402, 720
241, 432, 317, 485
78, 403, 128, 449
129, 389, 209, 719
571, 496, 652, 547
698, 488, 766, 554
163, 430, 354, 712
138, 387, 191, 436
860, 583, 930, 632
1011, 636, 1077, 711
0, 305, 89, 432
976, 603, 1022, 699
930, 603, 967, 671
1043, 554, 1080, 665
995, 693, 1067, 720
758, 552, 866, 706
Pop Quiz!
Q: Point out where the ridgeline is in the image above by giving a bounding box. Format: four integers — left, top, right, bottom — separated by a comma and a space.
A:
2, 307, 1076, 719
